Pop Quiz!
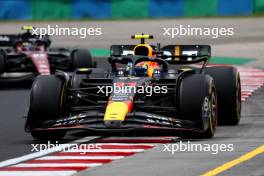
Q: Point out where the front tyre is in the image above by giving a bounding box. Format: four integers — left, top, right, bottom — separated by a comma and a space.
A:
179, 75, 218, 138
28, 75, 66, 140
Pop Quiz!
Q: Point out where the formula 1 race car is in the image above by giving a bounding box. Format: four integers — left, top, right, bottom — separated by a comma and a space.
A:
0, 26, 94, 83
25, 34, 241, 140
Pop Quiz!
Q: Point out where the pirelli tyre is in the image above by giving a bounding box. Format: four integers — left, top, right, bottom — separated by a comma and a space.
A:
179, 74, 218, 138
72, 49, 96, 68
205, 66, 241, 125
28, 75, 66, 140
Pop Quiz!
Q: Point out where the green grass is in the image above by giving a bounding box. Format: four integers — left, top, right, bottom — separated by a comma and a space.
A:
210, 56, 255, 65
90, 48, 110, 57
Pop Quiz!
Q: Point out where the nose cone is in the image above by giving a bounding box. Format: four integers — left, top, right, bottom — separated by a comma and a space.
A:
104, 102, 129, 122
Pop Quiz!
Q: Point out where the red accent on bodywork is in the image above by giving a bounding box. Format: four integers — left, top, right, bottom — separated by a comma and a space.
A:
125, 100, 133, 112
115, 82, 124, 87
127, 82, 137, 87
29, 52, 50, 75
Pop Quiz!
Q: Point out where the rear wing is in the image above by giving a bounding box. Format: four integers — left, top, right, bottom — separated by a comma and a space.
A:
110, 44, 211, 60
0, 35, 18, 47
160, 45, 211, 62
0, 34, 51, 47
161, 45, 210, 57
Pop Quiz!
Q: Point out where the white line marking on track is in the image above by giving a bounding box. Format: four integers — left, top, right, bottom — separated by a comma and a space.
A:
0, 136, 99, 168
0, 171, 76, 176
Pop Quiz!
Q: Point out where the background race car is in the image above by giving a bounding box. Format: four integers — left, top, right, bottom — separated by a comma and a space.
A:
0, 26, 95, 83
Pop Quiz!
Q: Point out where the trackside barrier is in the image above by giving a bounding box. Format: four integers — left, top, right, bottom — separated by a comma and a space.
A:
0, 0, 263, 20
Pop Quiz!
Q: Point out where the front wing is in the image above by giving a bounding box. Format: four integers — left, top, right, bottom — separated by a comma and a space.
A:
28, 111, 202, 133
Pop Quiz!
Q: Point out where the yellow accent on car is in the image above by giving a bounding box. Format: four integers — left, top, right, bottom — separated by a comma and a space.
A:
22, 26, 33, 30
174, 46, 180, 60
104, 102, 129, 121
78, 68, 90, 72
147, 65, 155, 77
59, 83, 65, 108
132, 34, 153, 39
180, 68, 192, 72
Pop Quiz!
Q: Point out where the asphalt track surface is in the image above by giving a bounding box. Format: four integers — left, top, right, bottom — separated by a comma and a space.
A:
0, 18, 264, 176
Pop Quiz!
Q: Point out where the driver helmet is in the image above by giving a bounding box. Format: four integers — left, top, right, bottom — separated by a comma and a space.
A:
133, 44, 160, 77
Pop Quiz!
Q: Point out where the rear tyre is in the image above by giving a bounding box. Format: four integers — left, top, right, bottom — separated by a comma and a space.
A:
179, 75, 218, 138
205, 67, 241, 125
72, 49, 95, 68
28, 75, 66, 140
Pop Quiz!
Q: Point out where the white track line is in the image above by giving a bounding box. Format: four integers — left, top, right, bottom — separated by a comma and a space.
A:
0, 171, 76, 176
0, 136, 98, 168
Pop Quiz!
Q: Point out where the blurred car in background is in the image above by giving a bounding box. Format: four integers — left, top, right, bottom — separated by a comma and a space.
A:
0, 26, 95, 84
